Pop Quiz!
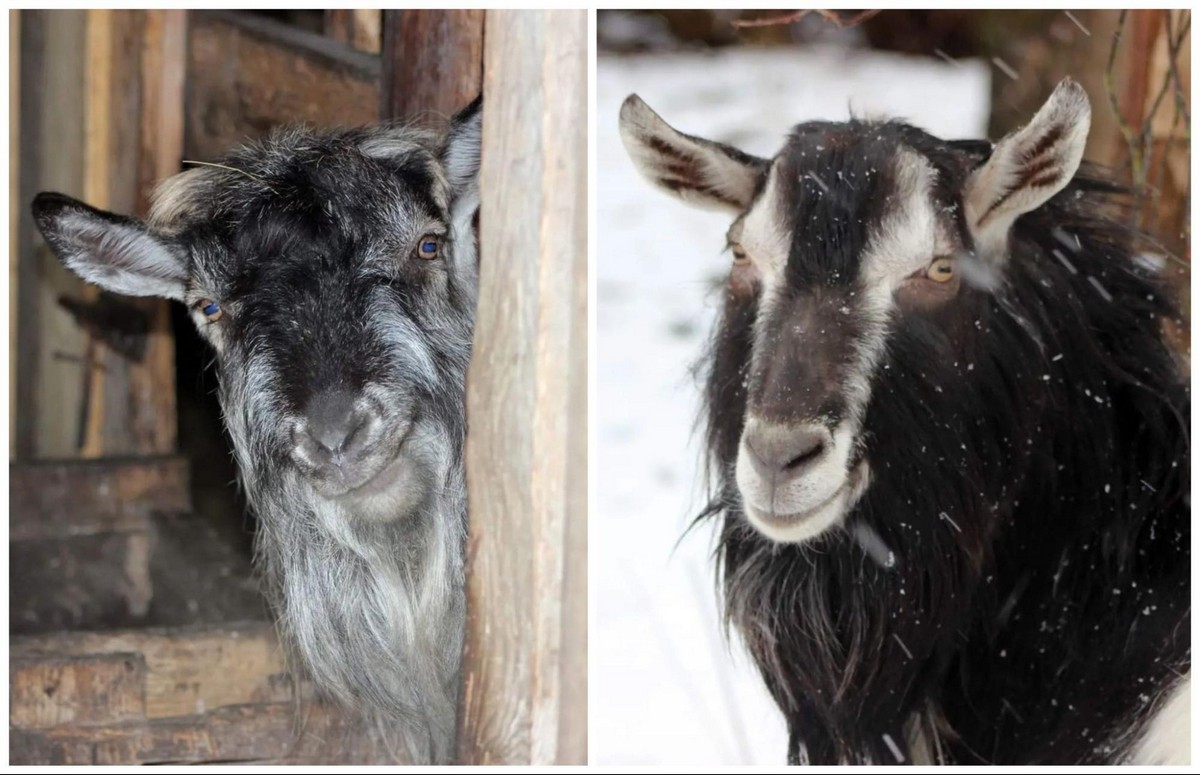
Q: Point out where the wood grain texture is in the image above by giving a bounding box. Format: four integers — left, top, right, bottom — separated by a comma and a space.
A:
127, 9, 186, 455
381, 9, 483, 122
458, 9, 587, 766
10, 456, 191, 541
185, 11, 380, 161
15, 10, 182, 459
10, 623, 391, 764
324, 9, 381, 54
18, 10, 89, 459
10, 10, 20, 457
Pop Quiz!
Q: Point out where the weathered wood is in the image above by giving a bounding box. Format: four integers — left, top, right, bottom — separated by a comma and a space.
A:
381, 9, 484, 121
10, 457, 191, 541
17, 10, 90, 459
15, 10, 182, 460
10, 623, 392, 764
185, 10, 381, 161
11, 531, 155, 632
12, 623, 291, 720
11, 652, 148, 728
459, 9, 588, 766
324, 9, 381, 54
127, 9, 186, 455
10, 10, 20, 458
10, 701, 387, 765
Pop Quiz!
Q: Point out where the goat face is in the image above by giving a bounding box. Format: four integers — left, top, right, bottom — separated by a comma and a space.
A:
33, 100, 482, 526
620, 80, 1090, 544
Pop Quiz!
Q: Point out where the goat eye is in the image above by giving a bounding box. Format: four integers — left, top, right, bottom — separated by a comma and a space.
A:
731, 245, 751, 266
415, 235, 441, 260
927, 257, 955, 283
197, 299, 223, 323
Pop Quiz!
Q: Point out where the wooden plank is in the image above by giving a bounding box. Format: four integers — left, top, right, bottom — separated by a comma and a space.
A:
10, 622, 394, 764
10, 10, 20, 458
10, 456, 191, 540
185, 11, 381, 161
11, 531, 155, 632
11, 653, 148, 729
381, 9, 483, 121
16, 10, 181, 460
18, 10, 91, 459
324, 9, 381, 54
10, 701, 387, 765
12, 622, 292, 721
459, 9, 588, 766
126, 9, 185, 455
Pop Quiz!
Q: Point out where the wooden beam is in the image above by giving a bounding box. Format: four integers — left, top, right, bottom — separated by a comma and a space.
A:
324, 9, 381, 54
458, 9, 587, 765
11, 623, 391, 764
381, 9, 484, 121
10, 456, 191, 541
185, 11, 380, 161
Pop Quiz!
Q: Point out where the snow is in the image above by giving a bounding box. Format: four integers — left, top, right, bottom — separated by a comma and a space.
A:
595, 45, 990, 765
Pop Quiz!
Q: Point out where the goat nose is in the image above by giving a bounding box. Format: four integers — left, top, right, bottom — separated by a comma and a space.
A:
294, 390, 375, 465
744, 423, 830, 481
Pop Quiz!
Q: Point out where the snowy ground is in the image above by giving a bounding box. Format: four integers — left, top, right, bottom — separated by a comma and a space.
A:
594, 45, 991, 765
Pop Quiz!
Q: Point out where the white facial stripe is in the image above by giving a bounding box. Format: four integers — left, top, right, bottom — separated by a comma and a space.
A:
738, 162, 791, 288
859, 151, 952, 292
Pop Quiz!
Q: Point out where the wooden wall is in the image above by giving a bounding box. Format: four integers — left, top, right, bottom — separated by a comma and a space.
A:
13, 9, 183, 460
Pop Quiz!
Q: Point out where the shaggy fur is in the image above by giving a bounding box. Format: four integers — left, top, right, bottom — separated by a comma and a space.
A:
32, 99, 483, 764
622, 88, 1189, 764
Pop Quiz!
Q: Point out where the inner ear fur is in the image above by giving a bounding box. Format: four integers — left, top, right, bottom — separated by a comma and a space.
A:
964, 78, 1091, 259
619, 94, 768, 213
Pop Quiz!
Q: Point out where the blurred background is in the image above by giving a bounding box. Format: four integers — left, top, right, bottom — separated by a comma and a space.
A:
595, 9, 1189, 765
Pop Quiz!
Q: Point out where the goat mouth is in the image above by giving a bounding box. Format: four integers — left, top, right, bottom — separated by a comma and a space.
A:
742, 461, 870, 541
317, 424, 417, 501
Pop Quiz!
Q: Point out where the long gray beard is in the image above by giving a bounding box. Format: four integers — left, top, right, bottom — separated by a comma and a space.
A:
252, 470, 467, 764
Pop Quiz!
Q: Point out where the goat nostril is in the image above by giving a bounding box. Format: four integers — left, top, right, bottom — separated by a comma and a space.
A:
783, 441, 825, 472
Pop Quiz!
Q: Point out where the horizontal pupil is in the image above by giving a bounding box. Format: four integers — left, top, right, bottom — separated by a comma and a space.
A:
203, 304, 219, 314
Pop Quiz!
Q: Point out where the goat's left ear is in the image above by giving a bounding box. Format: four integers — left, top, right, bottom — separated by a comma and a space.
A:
442, 95, 481, 199
964, 78, 1091, 259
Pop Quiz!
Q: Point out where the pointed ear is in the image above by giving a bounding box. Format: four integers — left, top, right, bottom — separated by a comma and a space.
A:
32, 192, 188, 300
964, 78, 1091, 259
442, 94, 481, 215
619, 94, 768, 213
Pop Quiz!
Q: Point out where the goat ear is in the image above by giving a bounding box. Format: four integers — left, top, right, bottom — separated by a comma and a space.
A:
442, 95, 481, 197
619, 94, 768, 213
442, 95, 481, 241
32, 192, 188, 300
964, 78, 1091, 258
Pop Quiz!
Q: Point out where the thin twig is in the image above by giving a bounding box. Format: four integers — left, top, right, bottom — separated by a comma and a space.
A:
733, 9, 881, 29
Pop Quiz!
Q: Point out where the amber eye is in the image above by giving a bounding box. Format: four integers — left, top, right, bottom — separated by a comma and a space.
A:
731, 245, 751, 266
927, 256, 955, 282
416, 235, 441, 260
196, 299, 223, 323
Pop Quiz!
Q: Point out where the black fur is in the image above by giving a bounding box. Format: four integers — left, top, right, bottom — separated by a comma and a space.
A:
698, 120, 1190, 764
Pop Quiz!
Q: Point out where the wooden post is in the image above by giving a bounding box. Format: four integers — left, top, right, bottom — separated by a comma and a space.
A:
324, 9, 381, 54
458, 9, 587, 766
380, 9, 484, 121
14, 10, 185, 459
10, 10, 20, 457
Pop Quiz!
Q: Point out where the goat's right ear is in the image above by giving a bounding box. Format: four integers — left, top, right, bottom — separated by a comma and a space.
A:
32, 192, 188, 301
618, 94, 768, 213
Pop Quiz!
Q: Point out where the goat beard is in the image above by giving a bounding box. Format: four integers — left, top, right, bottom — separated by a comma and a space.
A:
251, 471, 467, 764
